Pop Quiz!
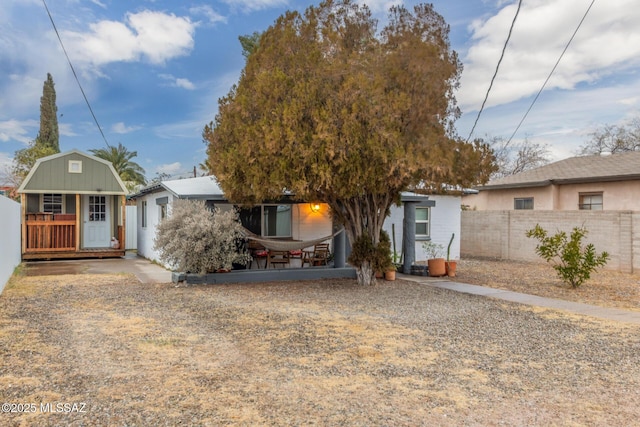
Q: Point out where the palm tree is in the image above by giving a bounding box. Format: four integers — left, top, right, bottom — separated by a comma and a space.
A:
90, 143, 146, 192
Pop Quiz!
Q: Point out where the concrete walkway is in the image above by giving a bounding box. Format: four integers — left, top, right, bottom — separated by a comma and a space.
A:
24, 251, 173, 284
399, 273, 640, 325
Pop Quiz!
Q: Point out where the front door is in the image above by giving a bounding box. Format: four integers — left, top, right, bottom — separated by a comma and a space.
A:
83, 195, 111, 248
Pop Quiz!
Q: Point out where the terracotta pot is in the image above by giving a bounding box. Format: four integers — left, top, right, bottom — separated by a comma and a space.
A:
375, 271, 384, 279
445, 261, 457, 277
384, 270, 396, 281
427, 258, 446, 277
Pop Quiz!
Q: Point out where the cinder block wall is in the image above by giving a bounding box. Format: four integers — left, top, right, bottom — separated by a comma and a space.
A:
0, 195, 21, 293
461, 210, 639, 273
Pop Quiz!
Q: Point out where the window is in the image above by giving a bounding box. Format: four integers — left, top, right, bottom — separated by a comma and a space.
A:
415, 207, 430, 237
514, 197, 534, 210
42, 194, 63, 214
159, 204, 167, 221
68, 160, 82, 173
579, 193, 603, 210
262, 205, 291, 237
88, 196, 106, 222
141, 200, 148, 228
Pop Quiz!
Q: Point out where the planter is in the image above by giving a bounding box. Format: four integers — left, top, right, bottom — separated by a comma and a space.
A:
384, 270, 396, 281
375, 271, 384, 279
427, 258, 446, 277
445, 261, 457, 277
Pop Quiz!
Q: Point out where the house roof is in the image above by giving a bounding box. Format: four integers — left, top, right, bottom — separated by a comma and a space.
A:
130, 176, 226, 200
18, 149, 127, 195
478, 152, 640, 190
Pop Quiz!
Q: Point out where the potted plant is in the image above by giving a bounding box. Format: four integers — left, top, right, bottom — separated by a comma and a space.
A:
422, 240, 446, 277
445, 233, 457, 277
377, 230, 396, 281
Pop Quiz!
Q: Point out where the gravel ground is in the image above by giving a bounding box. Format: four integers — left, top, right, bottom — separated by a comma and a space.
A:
1, 266, 639, 426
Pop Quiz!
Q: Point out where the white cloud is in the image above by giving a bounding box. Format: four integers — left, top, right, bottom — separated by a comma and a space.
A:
222, 0, 288, 13
62, 10, 196, 67
158, 74, 196, 90
111, 122, 142, 134
189, 5, 227, 26
458, 0, 640, 112
0, 119, 38, 144
156, 162, 182, 175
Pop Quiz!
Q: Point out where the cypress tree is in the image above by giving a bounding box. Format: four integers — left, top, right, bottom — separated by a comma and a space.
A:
35, 73, 60, 152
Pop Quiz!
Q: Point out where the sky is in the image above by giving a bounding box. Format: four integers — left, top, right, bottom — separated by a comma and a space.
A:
2, 0, 640, 184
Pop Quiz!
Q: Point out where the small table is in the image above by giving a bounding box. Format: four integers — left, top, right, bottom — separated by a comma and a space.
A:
267, 250, 290, 269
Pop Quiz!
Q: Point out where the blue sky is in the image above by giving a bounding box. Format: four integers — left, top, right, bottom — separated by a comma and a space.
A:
2, 0, 640, 183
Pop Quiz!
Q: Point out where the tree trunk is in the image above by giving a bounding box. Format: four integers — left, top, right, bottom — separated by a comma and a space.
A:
355, 260, 375, 286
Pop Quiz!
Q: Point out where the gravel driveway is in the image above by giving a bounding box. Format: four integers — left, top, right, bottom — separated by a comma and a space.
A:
1, 272, 639, 426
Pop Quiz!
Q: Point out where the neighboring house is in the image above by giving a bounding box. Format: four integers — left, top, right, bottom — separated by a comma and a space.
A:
131, 176, 460, 270
463, 152, 640, 211
17, 150, 128, 260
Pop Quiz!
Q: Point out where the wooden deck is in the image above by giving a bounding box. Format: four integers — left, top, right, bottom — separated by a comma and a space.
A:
22, 248, 126, 261
23, 213, 125, 260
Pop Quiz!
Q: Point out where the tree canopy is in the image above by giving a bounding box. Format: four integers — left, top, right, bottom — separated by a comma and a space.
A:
89, 143, 146, 192
12, 73, 60, 182
578, 119, 640, 155
204, 0, 493, 284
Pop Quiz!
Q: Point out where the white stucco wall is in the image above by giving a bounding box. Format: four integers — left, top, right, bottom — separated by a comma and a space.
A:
383, 195, 461, 262
136, 190, 171, 263
0, 195, 21, 293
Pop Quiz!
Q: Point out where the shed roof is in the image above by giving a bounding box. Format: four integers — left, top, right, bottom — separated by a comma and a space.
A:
478, 152, 640, 190
18, 149, 127, 195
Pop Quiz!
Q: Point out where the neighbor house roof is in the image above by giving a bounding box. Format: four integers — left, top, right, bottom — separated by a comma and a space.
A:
478, 152, 640, 190
130, 176, 226, 200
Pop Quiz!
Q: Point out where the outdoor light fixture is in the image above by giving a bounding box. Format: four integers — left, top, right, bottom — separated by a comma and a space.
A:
310, 203, 321, 213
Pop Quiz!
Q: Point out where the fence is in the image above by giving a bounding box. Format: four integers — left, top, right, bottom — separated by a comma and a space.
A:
0, 195, 21, 293
125, 205, 137, 250
461, 210, 640, 273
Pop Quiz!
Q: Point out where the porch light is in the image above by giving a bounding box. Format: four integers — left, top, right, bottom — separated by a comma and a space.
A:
310, 203, 321, 213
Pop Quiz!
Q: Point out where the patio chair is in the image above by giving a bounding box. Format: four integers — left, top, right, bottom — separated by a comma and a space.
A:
302, 243, 330, 267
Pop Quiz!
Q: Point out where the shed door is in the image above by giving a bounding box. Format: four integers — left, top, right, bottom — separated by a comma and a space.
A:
83, 195, 111, 248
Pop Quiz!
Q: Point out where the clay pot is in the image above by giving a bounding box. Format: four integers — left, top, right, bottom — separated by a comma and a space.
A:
445, 261, 457, 277
427, 258, 446, 277
384, 270, 396, 281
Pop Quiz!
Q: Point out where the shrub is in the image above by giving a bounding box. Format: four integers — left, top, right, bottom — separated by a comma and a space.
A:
526, 224, 609, 288
153, 199, 251, 274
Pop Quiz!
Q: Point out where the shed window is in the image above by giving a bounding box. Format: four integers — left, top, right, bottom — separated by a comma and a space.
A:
415, 207, 430, 237
42, 194, 63, 214
68, 160, 82, 173
514, 198, 534, 210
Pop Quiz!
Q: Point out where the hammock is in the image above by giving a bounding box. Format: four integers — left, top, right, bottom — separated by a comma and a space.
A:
242, 227, 344, 252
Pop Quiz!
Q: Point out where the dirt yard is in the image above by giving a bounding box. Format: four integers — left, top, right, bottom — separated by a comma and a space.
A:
1, 261, 639, 426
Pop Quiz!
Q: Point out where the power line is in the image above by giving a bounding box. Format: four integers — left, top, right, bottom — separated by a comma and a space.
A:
506, 0, 597, 145
466, 0, 523, 142
42, 0, 112, 148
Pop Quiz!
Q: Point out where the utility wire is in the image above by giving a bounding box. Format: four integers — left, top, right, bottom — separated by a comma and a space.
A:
506, 0, 597, 144
466, 0, 523, 143
42, 0, 112, 148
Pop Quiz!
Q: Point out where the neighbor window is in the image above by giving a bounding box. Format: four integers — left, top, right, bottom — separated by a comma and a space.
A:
262, 205, 291, 237
514, 197, 534, 210
415, 207, 430, 237
141, 201, 148, 228
159, 204, 167, 221
579, 193, 603, 210
42, 193, 63, 214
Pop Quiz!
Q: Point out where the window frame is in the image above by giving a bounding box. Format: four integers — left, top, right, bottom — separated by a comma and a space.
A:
42, 193, 64, 214
514, 197, 534, 210
415, 206, 431, 239
579, 192, 603, 210
261, 204, 292, 238
141, 200, 148, 228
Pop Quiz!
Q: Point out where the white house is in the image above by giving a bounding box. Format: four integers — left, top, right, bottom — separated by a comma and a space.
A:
132, 176, 461, 272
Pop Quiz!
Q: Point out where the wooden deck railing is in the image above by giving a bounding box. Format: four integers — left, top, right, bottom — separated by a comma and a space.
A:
25, 213, 76, 252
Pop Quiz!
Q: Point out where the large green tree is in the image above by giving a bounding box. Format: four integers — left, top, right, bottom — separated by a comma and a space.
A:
204, 0, 492, 285
12, 73, 60, 181
35, 73, 60, 152
89, 143, 146, 192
